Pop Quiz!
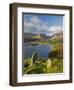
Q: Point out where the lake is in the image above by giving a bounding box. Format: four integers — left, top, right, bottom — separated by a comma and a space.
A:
24, 44, 53, 59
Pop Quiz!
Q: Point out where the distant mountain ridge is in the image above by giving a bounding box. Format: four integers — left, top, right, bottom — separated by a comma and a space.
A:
24, 33, 52, 39
24, 33, 41, 39
50, 32, 63, 40
24, 32, 63, 42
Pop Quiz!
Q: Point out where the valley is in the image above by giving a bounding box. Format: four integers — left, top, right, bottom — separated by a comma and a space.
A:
23, 32, 63, 74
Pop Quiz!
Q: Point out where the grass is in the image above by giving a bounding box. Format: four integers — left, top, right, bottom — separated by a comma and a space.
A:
24, 57, 63, 74
24, 37, 63, 74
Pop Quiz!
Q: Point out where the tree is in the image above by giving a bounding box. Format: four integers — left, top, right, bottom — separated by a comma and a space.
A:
32, 52, 38, 63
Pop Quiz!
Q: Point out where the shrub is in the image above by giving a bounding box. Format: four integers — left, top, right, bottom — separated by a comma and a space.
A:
48, 45, 63, 59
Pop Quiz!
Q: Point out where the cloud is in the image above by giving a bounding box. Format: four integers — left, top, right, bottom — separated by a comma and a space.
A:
49, 26, 62, 32
30, 16, 41, 24
47, 26, 62, 35
24, 16, 62, 36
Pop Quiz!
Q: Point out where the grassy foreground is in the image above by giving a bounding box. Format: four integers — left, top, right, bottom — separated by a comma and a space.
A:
24, 57, 63, 74
24, 36, 63, 74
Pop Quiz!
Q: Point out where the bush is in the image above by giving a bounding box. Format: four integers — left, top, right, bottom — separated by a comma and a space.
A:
48, 45, 63, 59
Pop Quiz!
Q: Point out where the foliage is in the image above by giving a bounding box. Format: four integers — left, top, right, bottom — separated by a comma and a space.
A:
24, 34, 63, 74
24, 56, 63, 74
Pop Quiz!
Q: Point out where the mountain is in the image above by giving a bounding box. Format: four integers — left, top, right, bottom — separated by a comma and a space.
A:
50, 32, 63, 40
40, 33, 49, 39
24, 33, 41, 42
24, 32, 63, 42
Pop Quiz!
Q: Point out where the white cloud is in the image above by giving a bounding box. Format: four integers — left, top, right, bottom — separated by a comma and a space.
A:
24, 16, 63, 36
30, 16, 41, 24
48, 26, 62, 34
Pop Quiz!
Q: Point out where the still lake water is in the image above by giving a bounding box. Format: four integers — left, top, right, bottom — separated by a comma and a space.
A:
24, 44, 53, 59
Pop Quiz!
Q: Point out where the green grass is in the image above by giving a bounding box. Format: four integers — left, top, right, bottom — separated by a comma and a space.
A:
24, 37, 63, 74
24, 57, 63, 74
30, 41, 49, 45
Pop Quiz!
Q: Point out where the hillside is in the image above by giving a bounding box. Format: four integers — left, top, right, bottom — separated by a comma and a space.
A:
24, 33, 50, 42
50, 32, 63, 40
24, 32, 63, 44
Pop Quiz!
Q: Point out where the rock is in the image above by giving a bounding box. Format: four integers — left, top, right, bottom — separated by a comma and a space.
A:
46, 59, 52, 68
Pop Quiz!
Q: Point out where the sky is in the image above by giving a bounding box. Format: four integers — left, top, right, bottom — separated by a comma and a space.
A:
23, 14, 63, 36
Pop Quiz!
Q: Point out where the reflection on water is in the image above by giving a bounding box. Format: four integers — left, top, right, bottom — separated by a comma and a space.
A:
24, 44, 53, 59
